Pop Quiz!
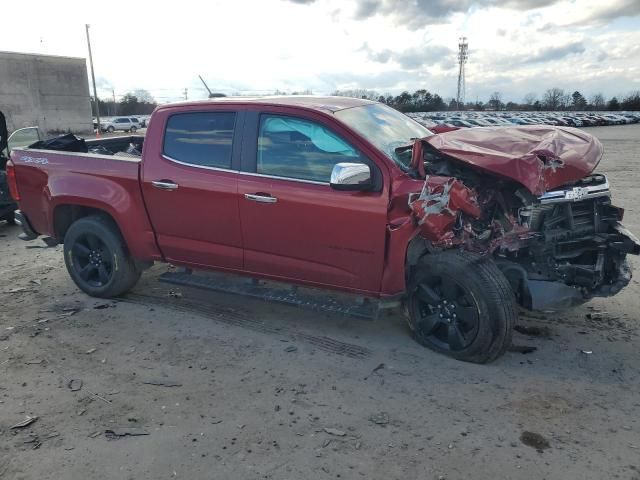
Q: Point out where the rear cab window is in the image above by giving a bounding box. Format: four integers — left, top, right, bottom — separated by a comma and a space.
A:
163, 111, 236, 169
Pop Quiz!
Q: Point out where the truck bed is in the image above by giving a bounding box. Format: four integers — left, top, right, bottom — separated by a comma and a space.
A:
10, 138, 160, 260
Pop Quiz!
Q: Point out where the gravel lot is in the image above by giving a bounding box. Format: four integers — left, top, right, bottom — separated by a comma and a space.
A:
1, 125, 639, 480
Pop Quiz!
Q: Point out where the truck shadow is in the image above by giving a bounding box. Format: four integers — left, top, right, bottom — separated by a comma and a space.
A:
122, 264, 639, 386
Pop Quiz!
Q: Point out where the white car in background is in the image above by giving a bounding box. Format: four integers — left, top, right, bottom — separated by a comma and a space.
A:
100, 117, 139, 133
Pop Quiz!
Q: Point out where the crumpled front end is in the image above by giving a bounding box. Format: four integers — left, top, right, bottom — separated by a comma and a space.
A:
403, 133, 640, 311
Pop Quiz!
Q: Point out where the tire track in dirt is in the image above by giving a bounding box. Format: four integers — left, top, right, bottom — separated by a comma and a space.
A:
120, 292, 371, 359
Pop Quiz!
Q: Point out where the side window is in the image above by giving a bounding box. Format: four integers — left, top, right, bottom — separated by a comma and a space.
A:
257, 115, 362, 183
163, 111, 236, 169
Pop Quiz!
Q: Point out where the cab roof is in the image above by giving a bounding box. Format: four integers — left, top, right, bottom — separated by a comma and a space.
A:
158, 96, 377, 113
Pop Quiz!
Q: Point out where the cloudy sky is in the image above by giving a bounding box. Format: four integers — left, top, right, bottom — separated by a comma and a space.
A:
2, 0, 639, 104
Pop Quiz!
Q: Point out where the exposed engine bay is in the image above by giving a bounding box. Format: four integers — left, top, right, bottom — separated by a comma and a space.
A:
404, 127, 640, 311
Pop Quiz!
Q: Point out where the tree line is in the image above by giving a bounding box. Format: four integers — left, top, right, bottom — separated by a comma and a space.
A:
90, 89, 158, 117
333, 88, 640, 112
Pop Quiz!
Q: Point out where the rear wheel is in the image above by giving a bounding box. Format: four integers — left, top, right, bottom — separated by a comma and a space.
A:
406, 250, 516, 363
63, 215, 141, 298
130, 126, 137, 133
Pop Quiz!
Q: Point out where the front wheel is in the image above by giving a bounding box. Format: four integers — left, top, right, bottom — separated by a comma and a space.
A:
406, 250, 516, 363
63, 215, 141, 298
130, 126, 137, 133
107, 126, 115, 133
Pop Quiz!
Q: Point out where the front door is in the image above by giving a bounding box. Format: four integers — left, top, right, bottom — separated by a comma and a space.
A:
237, 112, 388, 294
141, 110, 244, 270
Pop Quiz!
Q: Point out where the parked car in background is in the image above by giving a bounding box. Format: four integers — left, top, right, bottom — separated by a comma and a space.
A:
100, 117, 139, 133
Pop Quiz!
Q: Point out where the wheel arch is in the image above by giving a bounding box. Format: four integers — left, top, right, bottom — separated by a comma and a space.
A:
53, 204, 123, 245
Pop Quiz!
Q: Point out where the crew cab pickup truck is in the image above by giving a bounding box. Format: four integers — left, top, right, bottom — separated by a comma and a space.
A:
7, 97, 640, 363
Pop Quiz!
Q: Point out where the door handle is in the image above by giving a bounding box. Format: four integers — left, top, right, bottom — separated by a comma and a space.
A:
152, 180, 179, 191
244, 193, 277, 203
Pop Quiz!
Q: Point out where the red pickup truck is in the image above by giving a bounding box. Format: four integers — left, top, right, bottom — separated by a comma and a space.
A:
7, 97, 639, 363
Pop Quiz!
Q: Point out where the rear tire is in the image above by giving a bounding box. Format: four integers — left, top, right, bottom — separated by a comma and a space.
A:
130, 126, 137, 133
406, 250, 516, 363
63, 215, 141, 298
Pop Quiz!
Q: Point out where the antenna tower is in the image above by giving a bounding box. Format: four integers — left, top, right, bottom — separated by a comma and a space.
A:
456, 37, 469, 109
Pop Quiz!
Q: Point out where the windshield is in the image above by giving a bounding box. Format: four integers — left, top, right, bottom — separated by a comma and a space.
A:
334, 103, 432, 168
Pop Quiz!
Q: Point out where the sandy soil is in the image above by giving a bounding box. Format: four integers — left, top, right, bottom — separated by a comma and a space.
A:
1, 124, 639, 480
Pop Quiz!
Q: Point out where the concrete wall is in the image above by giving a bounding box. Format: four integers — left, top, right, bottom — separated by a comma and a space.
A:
0, 51, 93, 135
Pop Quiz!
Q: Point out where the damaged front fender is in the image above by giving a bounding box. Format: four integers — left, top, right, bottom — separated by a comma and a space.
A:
408, 176, 481, 245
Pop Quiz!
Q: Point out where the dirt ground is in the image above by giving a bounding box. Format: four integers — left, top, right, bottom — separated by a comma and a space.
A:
1, 124, 639, 480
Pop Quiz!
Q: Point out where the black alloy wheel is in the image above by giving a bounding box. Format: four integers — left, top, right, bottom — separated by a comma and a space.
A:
70, 232, 114, 287
406, 251, 516, 363
412, 273, 480, 352
63, 215, 141, 298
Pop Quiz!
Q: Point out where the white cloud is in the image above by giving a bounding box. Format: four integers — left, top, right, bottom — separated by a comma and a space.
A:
0, 0, 638, 103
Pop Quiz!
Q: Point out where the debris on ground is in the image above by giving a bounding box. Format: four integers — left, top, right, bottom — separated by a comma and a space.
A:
11, 416, 38, 429
284, 345, 298, 353
2, 287, 35, 294
105, 428, 149, 439
364, 363, 385, 380
369, 412, 390, 425
167, 291, 183, 298
85, 348, 97, 354
68, 379, 83, 392
23, 435, 42, 449
514, 325, 552, 338
93, 303, 114, 310
520, 431, 550, 452
143, 379, 182, 387
323, 427, 346, 436
25, 359, 44, 365
29, 279, 42, 286
580, 349, 593, 355
509, 345, 537, 354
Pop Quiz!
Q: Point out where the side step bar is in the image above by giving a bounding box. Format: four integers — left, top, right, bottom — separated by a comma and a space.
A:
158, 270, 392, 320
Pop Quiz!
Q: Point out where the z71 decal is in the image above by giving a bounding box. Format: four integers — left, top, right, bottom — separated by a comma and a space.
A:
20, 155, 49, 165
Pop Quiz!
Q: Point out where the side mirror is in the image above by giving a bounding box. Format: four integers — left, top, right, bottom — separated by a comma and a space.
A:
330, 162, 372, 191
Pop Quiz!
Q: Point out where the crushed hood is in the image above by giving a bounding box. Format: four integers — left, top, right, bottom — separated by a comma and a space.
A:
424, 125, 603, 195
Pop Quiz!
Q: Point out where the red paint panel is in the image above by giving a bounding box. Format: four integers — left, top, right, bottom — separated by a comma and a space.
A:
238, 176, 388, 294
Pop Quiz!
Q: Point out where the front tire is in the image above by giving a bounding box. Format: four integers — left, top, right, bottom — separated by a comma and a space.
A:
63, 215, 141, 298
107, 126, 115, 133
130, 126, 137, 133
406, 250, 516, 363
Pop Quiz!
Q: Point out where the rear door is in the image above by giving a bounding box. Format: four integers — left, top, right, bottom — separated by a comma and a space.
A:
237, 109, 389, 294
141, 109, 244, 269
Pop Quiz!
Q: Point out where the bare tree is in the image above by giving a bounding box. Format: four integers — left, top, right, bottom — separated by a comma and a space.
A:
131, 89, 155, 104
488, 91, 503, 110
542, 88, 564, 111
591, 93, 605, 111
523, 93, 537, 107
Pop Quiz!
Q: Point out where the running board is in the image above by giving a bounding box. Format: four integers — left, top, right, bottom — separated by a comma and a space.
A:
158, 271, 382, 320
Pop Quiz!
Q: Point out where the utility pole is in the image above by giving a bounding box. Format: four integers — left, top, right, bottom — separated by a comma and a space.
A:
184, 88, 188, 100
85, 24, 100, 136
456, 37, 469, 111
112, 88, 116, 115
